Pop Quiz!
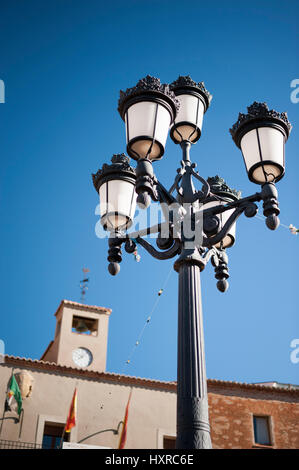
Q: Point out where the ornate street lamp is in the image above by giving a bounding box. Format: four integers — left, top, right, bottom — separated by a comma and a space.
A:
92, 75, 292, 449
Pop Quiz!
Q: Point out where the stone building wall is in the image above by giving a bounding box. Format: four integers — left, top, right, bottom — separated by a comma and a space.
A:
0, 357, 298, 449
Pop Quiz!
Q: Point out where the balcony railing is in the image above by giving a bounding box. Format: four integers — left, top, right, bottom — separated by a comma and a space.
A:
0, 439, 42, 449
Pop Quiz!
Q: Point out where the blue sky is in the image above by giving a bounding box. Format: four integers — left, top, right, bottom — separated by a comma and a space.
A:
0, 0, 298, 385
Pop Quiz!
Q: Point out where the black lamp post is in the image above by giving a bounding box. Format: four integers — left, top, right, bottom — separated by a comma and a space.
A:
92, 75, 292, 449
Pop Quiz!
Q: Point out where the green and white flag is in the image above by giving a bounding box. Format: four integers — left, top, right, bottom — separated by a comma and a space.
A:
5, 374, 22, 415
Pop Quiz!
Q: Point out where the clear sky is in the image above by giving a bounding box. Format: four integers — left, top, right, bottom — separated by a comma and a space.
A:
0, 0, 298, 386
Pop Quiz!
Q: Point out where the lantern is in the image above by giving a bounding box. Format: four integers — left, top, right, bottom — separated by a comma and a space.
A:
230, 102, 292, 184
170, 75, 212, 144
203, 176, 241, 248
118, 75, 180, 161
92, 154, 136, 231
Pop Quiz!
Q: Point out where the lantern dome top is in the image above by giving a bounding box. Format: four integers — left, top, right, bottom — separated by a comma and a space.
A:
92, 153, 136, 192
230, 101, 292, 147
170, 75, 212, 110
207, 175, 241, 200
118, 75, 180, 120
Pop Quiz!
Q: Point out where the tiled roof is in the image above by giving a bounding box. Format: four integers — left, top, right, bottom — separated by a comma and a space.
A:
54, 299, 112, 316
2, 355, 299, 397
2, 355, 175, 391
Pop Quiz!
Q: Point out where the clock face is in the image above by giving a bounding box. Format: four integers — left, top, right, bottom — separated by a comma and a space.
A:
72, 347, 93, 367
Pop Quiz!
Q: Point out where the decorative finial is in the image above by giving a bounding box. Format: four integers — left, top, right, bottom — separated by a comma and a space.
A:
92, 154, 136, 193
170, 75, 212, 110
207, 175, 241, 200
229, 101, 292, 146
118, 75, 180, 119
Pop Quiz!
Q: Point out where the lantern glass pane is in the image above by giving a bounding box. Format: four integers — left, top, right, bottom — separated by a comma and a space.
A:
99, 181, 107, 218
172, 94, 204, 142
126, 101, 156, 143
154, 103, 172, 150
99, 179, 136, 230
126, 101, 171, 160
240, 127, 285, 184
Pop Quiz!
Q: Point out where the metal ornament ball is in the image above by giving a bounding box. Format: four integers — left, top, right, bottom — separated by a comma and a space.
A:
108, 262, 120, 276
137, 191, 152, 209
266, 214, 280, 231
217, 279, 229, 292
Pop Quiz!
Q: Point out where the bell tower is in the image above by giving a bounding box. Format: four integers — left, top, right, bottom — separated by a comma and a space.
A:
40, 300, 112, 372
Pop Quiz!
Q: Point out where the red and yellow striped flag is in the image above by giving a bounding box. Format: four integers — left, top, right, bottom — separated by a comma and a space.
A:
65, 388, 77, 433
118, 389, 132, 449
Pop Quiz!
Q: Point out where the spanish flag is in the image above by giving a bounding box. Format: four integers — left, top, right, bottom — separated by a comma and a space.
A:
118, 389, 132, 449
65, 388, 77, 433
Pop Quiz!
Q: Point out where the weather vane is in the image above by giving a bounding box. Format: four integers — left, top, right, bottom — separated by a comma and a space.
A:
80, 268, 90, 303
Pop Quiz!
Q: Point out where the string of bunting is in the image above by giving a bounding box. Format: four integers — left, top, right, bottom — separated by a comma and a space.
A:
119, 208, 298, 373
211, 192, 298, 236
254, 214, 298, 235
120, 261, 173, 376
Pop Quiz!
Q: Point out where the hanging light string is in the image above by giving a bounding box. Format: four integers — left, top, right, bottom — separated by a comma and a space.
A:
210, 192, 298, 236
118, 199, 297, 374
254, 213, 298, 234
288, 224, 299, 234
120, 266, 173, 376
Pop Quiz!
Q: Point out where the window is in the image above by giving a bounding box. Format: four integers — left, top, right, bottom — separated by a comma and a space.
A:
42, 423, 70, 449
253, 416, 272, 446
72, 315, 98, 336
163, 436, 176, 449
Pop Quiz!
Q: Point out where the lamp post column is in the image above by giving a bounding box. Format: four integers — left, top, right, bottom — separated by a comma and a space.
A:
174, 249, 212, 449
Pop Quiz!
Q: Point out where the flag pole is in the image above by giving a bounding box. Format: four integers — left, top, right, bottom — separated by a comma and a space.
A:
59, 423, 67, 449
59, 384, 78, 449
0, 407, 5, 436
18, 408, 24, 440
118, 387, 133, 449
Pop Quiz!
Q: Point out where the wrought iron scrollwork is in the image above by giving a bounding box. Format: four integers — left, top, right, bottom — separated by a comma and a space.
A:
134, 237, 181, 261
104, 142, 282, 293
202, 200, 259, 248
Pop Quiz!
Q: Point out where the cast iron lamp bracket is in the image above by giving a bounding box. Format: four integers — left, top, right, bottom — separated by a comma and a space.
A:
94, 89, 290, 294
105, 144, 281, 292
